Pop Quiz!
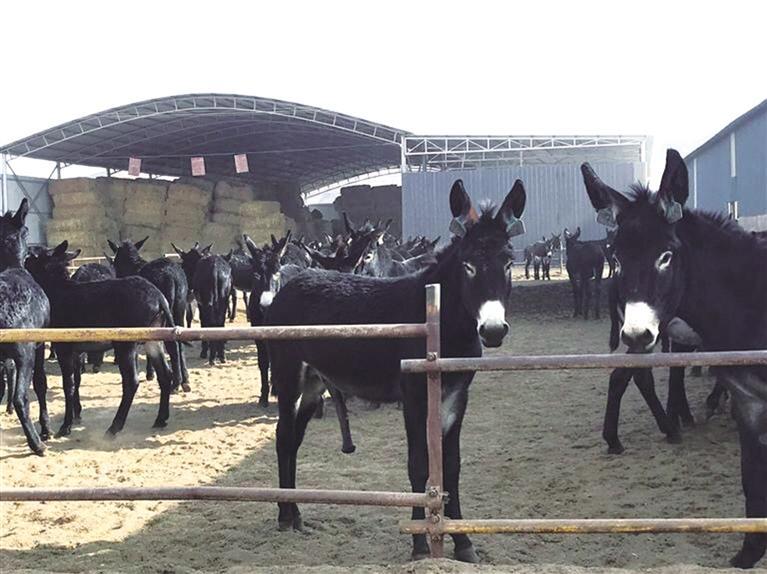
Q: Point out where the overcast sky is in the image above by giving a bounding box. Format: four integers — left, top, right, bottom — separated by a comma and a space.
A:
1, 1, 765, 192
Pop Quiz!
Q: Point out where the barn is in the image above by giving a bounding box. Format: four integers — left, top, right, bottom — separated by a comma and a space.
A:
684, 98, 767, 231
400, 135, 647, 244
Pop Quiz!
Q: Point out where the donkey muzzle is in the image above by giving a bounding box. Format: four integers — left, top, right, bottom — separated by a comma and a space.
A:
478, 300, 509, 348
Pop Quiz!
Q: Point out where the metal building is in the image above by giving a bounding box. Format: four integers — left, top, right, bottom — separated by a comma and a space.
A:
401, 136, 647, 244
685, 99, 767, 229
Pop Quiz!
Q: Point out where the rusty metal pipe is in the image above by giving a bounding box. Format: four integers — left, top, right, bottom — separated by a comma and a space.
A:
0, 323, 428, 344
401, 350, 767, 374
400, 517, 767, 535
1, 486, 432, 507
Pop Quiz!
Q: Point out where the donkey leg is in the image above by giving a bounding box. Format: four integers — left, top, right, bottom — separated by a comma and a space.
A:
55, 346, 77, 437
402, 379, 431, 560
634, 369, 677, 443
146, 341, 172, 428
569, 276, 581, 317
13, 350, 46, 455
603, 368, 633, 454
33, 343, 50, 441
145, 355, 155, 381
593, 274, 602, 319
667, 349, 695, 429
107, 344, 140, 436
163, 340, 182, 392
73, 354, 83, 423
274, 359, 303, 531
256, 341, 270, 407
229, 290, 236, 322
243, 291, 249, 322
442, 387, 477, 563
533, 260, 540, 281
582, 275, 592, 319
706, 378, 728, 419
730, 430, 767, 568
524, 259, 530, 279
4, 360, 15, 415
327, 384, 356, 454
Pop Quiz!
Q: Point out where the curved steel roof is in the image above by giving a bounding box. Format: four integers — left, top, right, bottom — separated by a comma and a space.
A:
0, 93, 409, 192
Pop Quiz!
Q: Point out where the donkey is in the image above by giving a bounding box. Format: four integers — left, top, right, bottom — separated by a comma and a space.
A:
109, 238, 189, 391
172, 241, 210, 328
72, 261, 116, 373
192, 250, 232, 365
564, 227, 605, 319
581, 149, 767, 569
0, 199, 51, 454
227, 241, 254, 322
265, 179, 525, 562
26, 242, 176, 438
524, 234, 557, 280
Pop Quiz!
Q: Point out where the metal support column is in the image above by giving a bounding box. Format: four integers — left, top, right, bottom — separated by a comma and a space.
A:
1, 153, 8, 214
424, 284, 444, 558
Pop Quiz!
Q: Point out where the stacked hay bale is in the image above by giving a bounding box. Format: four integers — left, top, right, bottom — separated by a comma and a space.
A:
161, 178, 212, 250
46, 178, 119, 256
200, 180, 254, 250
121, 180, 168, 258
239, 200, 294, 246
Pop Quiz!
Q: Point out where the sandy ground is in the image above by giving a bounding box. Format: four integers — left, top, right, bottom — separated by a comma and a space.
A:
1, 284, 764, 573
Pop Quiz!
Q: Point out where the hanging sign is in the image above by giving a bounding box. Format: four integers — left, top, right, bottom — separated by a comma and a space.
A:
191, 156, 206, 176
234, 154, 249, 174
128, 157, 141, 177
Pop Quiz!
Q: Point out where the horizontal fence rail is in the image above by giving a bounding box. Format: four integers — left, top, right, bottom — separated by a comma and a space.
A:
401, 518, 767, 535
0, 323, 428, 343
401, 350, 767, 373
1, 487, 434, 508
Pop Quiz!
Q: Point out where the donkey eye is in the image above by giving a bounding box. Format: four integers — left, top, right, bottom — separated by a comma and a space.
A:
463, 262, 476, 277
656, 251, 673, 271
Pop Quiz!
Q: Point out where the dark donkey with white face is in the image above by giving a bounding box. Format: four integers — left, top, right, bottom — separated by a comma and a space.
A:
266, 179, 525, 562
581, 149, 767, 569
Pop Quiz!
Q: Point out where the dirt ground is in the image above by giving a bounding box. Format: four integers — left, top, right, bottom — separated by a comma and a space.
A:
1, 284, 764, 573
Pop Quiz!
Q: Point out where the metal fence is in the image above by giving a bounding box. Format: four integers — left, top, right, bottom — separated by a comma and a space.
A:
1, 283, 767, 560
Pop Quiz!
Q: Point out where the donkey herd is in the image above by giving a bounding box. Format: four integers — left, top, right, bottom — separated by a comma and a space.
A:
0, 149, 765, 569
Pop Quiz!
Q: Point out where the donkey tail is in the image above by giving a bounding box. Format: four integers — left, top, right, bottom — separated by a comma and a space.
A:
159, 294, 175, 328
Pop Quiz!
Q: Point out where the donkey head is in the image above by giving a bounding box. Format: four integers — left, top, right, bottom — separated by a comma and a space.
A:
449, 179, 526, 348
171, 241, 212, 286
244, 232, 290, 310
108, 236, 150, 277
25, 240, 80, 284
0, 198, 30, 270
581, 149, 689, 353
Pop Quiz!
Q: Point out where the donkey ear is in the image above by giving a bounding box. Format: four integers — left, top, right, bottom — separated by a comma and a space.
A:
496, 180, 527, 237
581, 163, 628, 225
243, 234, 261, 258
12, 198, 30, 228
202, 243, 213, 255
53, 241, 69, 256
342, 213, 354, 235
223, 249, 233, 262
658, 149, 689, 218
107, 239, 119, 253
171, 242, 185, 256
449, 180, 471, 219
66, 249, 82, 261
103, 252, 114, 266
135, 236, 149, 250
574, 227, 581, 240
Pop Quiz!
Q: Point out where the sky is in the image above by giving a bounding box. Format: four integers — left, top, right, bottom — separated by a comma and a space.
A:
1, 1, 765, 197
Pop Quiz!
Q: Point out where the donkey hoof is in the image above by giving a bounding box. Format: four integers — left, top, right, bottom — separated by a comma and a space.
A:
730, 547, 762, 569
607, 444, 625, 455
55, 426, 72, 438
258, 399, 269, 408
181, 383, 191, 392
32, 443, 47, 456
278, 518, 293, 532
104, 428, 118, 439
146, 373, 155, 381
454, 544, 480, 563
152, 419, 168, 429
411, 550, 430, 562
292, 513, 304, 531
92, 365, 101, 373
341, 444, 356, 454
666, 432, 683, 444
40, 431, 50, 441
681, 417, 696, 429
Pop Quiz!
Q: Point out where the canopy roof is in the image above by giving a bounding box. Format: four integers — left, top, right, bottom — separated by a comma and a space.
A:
0, 93, 409, 192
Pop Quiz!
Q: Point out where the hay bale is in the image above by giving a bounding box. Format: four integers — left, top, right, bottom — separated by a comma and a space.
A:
164, 205, 208, 228
48, 178, 97, 197
211, 212, 243, 226
213, 180, 253, 202
173, 177, 215, 194
161, 225, 203, 247
212, 198, 245, 215
125, 180, 168, 206
167, 182, 212, 208
241, 213, 286, 230
238, 201, 282, 218
202, 222, 239, 250
122, 205, 165, 227
52, 190, 101, 208
52, 204, 108, 220
47, 218, 116, 235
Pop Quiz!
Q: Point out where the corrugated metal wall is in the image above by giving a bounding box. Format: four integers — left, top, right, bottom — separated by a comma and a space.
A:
4, 175, 51, 245
402, 162, 642, 249
687, 106, 767, 217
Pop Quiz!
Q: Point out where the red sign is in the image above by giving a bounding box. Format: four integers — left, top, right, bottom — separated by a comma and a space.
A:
191, 156, 206, 176
234, 153, 249, 174
128, 157, 141, 177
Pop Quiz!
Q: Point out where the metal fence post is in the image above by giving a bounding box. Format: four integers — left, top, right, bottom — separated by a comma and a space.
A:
424, 283, 444, 558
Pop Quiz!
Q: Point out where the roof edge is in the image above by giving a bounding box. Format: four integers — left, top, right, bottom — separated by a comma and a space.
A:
685, 98, 767, 161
